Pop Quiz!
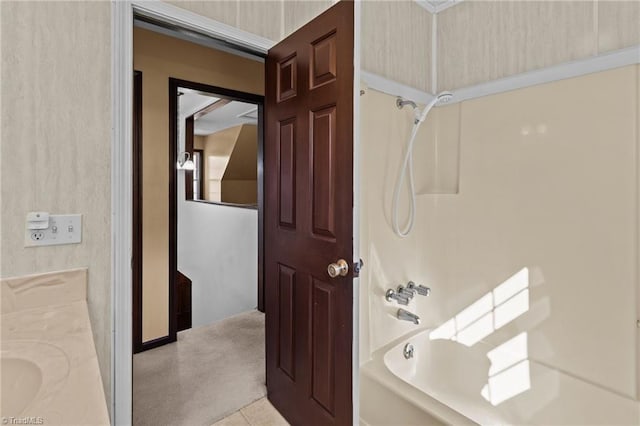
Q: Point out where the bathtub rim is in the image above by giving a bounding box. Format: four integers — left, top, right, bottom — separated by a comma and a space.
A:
360, 327, 477, 425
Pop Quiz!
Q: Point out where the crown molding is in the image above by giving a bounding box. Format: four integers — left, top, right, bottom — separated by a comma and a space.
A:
362, 45, 640, 106
414, 0, 463, 14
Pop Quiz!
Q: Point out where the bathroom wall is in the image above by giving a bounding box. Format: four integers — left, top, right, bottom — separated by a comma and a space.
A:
361, 1, 433, 92
133, 27, 263, 342
359, 64, 640, 411
166, 0, 333, 40
437, 0, 640, 91
0, 0, 112, 406
0, 0, 334, 412
358, 1, 640, 95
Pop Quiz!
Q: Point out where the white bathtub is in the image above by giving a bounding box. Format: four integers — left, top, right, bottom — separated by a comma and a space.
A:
378, 329, 640, 425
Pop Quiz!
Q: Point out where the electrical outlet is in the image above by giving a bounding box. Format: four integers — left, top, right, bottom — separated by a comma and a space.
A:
25, 214, 82, 247
30, 231, 45, 241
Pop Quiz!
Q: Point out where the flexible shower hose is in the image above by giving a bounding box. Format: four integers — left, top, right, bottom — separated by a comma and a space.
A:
391, 95, 443, 237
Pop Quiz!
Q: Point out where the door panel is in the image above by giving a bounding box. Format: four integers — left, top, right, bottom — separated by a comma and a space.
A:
311, 105, 337, 240
278, 119, 297, 228
277, 263, 296, 380
311, 278, 336, 413
265, 2, 354, 425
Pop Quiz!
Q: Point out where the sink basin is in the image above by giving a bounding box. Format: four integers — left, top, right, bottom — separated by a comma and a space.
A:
1, 358, 43, 415
1, 341, 69, 417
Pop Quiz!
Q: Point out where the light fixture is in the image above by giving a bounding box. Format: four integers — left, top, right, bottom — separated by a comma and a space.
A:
177, 151, 195, 170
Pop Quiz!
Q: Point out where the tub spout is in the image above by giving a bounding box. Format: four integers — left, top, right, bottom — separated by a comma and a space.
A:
397, 308, 420, 325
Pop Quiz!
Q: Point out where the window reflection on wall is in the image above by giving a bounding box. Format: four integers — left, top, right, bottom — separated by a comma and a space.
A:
179, 87, 259, 207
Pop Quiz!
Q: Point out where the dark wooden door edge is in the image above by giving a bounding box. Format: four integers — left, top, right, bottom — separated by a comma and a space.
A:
132, 70, 143, 354
168, 78, 179, 344
257, 103, 265, 313
176, 270, 193, 332
185, 116, 195, 200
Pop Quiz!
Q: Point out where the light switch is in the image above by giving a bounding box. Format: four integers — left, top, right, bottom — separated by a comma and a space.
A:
25, 214, 82, 247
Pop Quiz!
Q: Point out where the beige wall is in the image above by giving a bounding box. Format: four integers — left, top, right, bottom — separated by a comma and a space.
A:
134, 27, 263, 341
166, 0, 333, 40
220, 180, 258, 205
194, 135, 206, 150
199, 124, 257, 204
359, 1, 640, 94
361, 1, 433, 92
437, 0, 640, 91
202, 125, 243, 202
221, 124, 258, 204
360, 65, 640, 409
0, 0, 333, 413
1, 0, 112, 407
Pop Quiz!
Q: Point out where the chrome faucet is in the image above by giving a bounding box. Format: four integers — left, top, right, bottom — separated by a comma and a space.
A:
386, 289, 409, 305
406, 281, 431, 296
397, 308, 420, 325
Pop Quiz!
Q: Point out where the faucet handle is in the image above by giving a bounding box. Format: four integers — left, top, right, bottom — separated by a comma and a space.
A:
385, 289, 410, 305
407, 281, 431, 296
396, 296, 409, 306
397, 285, 415, 299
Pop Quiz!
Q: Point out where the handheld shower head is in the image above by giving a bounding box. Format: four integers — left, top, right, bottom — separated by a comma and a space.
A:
416, 91, 455, 123
435, 91, 454, 105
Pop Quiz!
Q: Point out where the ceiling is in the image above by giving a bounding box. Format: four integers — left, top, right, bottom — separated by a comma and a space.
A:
179, 89, 258, 136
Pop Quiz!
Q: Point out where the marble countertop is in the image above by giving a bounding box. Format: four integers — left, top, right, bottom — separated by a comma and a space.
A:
1, 269, 110, 425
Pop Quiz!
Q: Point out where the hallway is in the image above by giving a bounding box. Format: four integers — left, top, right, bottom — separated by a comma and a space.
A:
133, 310, 265, 426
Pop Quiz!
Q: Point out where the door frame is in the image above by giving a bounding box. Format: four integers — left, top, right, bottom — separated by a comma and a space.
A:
111, 2, 360, 425
168, 77, 266, 342
132, 76, 266, 354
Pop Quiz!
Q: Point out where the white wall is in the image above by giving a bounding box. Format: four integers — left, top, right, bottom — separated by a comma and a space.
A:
177, 117, 258, 328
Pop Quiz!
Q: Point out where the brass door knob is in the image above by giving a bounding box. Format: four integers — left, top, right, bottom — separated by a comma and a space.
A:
327, 259, 349, 278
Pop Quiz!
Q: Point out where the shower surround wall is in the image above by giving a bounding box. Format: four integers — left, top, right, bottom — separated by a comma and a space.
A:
361, 65, 639, 404
360, 0, 640, 421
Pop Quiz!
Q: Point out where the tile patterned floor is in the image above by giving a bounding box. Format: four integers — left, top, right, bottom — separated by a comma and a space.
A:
212, 398, 289, 426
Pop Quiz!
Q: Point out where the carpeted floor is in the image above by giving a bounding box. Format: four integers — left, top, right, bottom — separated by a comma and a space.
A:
133, 310, 266, 426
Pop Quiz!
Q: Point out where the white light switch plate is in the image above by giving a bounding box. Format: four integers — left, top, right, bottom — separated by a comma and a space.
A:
24, 214, 82, 247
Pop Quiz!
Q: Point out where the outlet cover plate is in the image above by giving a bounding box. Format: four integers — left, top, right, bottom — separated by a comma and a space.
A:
24, 214, 82, 247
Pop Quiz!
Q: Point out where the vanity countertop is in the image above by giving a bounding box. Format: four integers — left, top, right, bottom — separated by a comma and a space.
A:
1, 268, 110, 425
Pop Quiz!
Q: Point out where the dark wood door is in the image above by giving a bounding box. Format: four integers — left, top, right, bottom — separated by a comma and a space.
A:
264, 2, 354, 425
175, 271, 192, 332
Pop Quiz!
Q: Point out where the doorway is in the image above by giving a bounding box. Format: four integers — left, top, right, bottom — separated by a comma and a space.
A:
170, 78, 265, 333
131, 25, 268, 425
115, 2, 358, 425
